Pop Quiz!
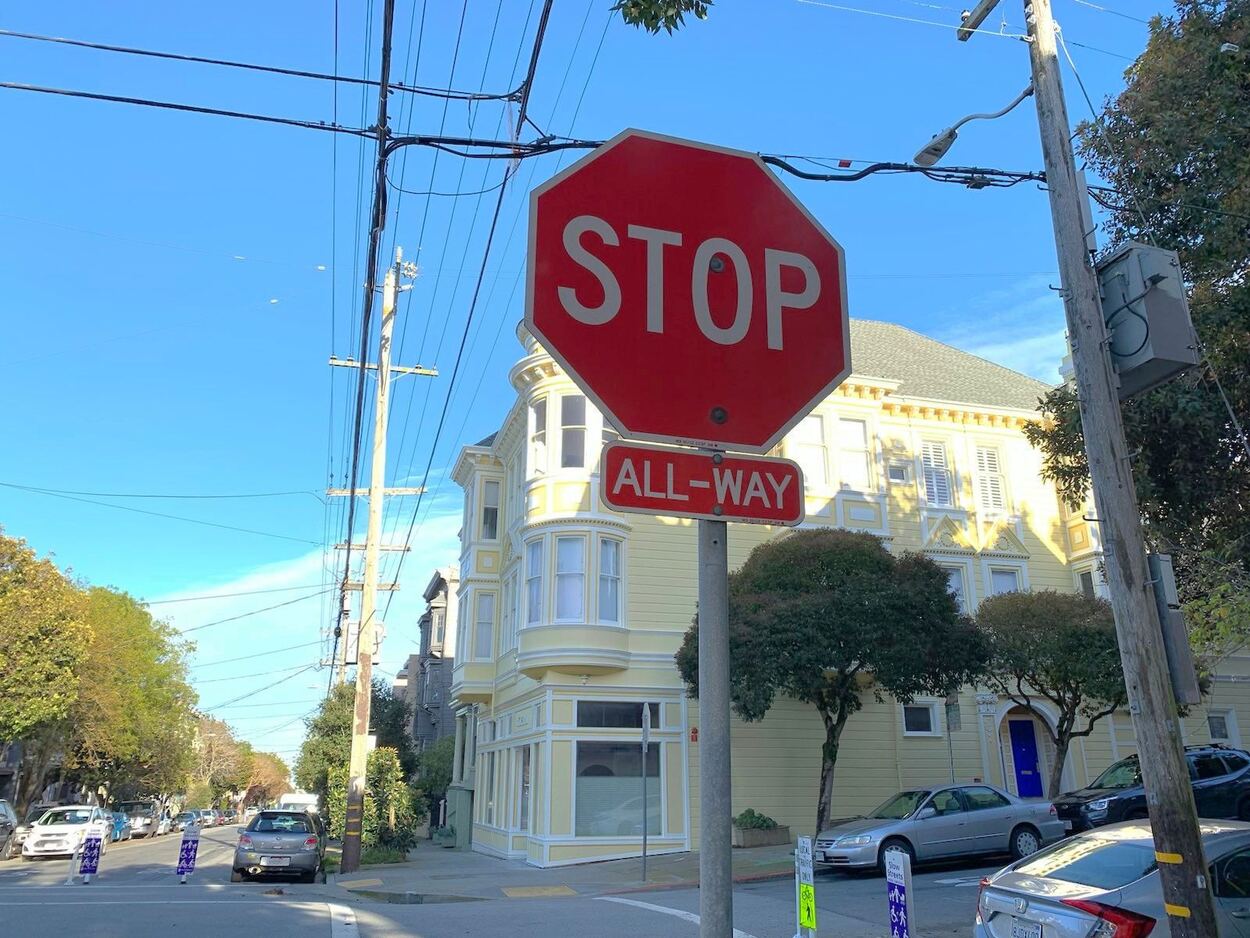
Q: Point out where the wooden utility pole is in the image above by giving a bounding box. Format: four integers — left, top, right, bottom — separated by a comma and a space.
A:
1019, 0, 1218, 931
340, 253, 398, 875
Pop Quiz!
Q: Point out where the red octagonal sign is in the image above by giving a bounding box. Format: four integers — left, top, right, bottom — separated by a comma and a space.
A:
526, 129, 850, 453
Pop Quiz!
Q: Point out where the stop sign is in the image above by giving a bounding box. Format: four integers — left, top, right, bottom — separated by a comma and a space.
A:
526, 129, 850, 453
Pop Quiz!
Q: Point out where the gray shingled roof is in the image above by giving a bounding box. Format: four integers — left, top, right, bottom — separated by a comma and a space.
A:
474, 432, 498, 447
850, 319, 1053, 412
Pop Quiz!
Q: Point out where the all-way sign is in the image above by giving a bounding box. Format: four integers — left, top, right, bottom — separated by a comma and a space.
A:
601, 441, 804, 526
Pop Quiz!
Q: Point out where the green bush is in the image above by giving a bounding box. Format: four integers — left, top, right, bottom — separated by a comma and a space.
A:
324, 747, 427, 850
734, 808, 778, 830
360, 844, 408, 865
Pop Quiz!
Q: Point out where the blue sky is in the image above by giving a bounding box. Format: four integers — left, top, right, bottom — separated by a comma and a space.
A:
0, 0, 1155, 764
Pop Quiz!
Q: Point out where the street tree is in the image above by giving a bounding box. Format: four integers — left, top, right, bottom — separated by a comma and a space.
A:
415, 736, 454, 816
243, 752, 290, 808
675, 529, 986, 835
976, 590, 1126, 798
1023, 1, 1250, 578
614, 0, 711, 33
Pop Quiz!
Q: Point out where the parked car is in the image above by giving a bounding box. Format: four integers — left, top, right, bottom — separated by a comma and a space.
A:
232, 810, 325, 883
0, 800, 18, 860
196, 808, 222, 828
173, 811, 198, 832
815, 784, 1065, 873
116, 800, 170, 839
109, 811, 133, 842
243, 806, 260, 822
7, 804, 59, 860
976, 818, 1250, 937
22, 805, 110, 860
1053, 745, 1250, 833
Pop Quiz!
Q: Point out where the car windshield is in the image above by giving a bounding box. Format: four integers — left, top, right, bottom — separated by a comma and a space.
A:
1091, 757, 1142, 790
869, 791, 930, 820
248, 812, 312, 834
24, 807, 49, 824
117, 801, 154, 816
39, 808, 93, 826
1015, 836, 1159, 889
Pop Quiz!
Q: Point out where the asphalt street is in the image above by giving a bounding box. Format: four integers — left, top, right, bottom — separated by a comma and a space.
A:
0, 827, 998, 937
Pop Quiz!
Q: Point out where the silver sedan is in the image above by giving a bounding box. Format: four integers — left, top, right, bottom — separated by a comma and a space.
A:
976, 819, 1250, 937
815, 784, 1066, 873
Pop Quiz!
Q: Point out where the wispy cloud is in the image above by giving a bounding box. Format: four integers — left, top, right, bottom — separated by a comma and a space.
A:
933, 274, 1069, 383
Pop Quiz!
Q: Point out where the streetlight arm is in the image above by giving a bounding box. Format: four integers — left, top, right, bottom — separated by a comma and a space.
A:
949, 83, 1035, 131
914, 83, 1034, 167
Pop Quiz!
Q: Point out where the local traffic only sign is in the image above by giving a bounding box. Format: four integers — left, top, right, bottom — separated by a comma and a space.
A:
527, 129, 849, 454
526, 128, 851, 938
601, 442, 804, 526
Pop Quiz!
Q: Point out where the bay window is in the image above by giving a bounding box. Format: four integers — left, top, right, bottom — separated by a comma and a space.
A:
599, 538, 621, 623
561, 395, 587, 468
530, 398, 548, 475
481, 480, 500, 540
525, 540, 543, 625
474, 593, 496, 661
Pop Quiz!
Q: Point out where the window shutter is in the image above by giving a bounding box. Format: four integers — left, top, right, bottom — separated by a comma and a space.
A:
921, 441, 952, 506
976, 447, 1005, 511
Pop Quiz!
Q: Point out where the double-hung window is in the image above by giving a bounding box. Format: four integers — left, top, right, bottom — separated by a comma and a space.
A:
561, 395, 587, 469
555, 536, 585, 621
989, 567, 1021, 595
921, 440, 954, 507
525, 540, 543, 625
791, 415, 828, 487
474, 594, 496, 661
599, 539, 621, 623
530, 399, 548, 475
942, 565, 969, 613
837, 418, 872, 490
501, 576, 516, 652
481, 480, 500, 540
975, 446, 1007, 513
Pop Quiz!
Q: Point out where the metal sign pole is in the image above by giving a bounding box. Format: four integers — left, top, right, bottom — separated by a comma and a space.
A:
642, 701, 651, 883
698, 518, 733, 938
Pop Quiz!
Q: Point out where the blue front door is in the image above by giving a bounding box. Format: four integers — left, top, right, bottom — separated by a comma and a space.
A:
1009, 719, 1044, 798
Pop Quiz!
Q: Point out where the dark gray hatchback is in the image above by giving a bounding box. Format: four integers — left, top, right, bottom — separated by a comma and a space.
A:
232, 810, 325, 883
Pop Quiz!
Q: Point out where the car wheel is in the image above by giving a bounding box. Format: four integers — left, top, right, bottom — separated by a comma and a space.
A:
1010, 825, 1042, 860
1125, 809, 1149, 821
299, 868, 317, 884
231, 869, 245, 883
877, 838, 915, 876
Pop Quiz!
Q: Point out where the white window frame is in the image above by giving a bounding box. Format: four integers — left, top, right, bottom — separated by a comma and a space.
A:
598, 536, 623, 624
473, 593, 496, 662
900, 701, 942, 738
501, 574, 517, 653
939, 562, 971, 614
986, 563, 1026, 597
530, 397, 548, 476
454, 593, 469, 661
481, 479, 501, 541
554, 535, 587, 622
560, 394, 587, 470
835, 416, 874, 492
1209, 709, 1241, 746
525, 538, 544, 626
920, 439, 955, 508
790, 414, 829, 489
974, 445, 1008, 515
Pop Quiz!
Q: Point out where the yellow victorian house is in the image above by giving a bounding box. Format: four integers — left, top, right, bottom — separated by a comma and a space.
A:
441, 319, 1250, 867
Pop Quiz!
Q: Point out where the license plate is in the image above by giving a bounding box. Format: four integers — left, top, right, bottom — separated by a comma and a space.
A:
1063, 820, 1073, 832
1011, 918, 1042, 938
260, 856, 291, 867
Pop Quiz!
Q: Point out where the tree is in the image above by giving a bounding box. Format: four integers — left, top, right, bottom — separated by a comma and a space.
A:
976, 590, 1126, 798
1023, 2, 1250, 580
614, 0, 711, 33
243, 752, 290, 808
369, 681, 418, 779
675, 529, 986, 835
192, 717, 251, 798
416, 736, 454, 814
325, 748, 426, 849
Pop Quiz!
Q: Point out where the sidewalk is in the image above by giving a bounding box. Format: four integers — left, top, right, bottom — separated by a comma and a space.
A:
330, 841, 797, 903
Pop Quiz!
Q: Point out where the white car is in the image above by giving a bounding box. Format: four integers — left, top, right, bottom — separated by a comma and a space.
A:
22, 805, 111, 860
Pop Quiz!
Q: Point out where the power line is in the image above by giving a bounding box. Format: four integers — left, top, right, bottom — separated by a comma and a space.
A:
1070, 0, 1151, 26
199, 665, 319, 712
795, 0, 1028, 39
192, 640, 324, 667
193, 662, 317, 685
0, 82, 373, 136
145, 584, 329, 605
0, 482, 323, 545
382, 0, 555, 623
178, 589, 334, 635
0, 28, 520, 100
0, 482, 321, 501
208, 698, 323, 710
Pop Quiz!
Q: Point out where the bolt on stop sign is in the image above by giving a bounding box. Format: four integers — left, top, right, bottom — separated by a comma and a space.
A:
526, 129, 850, 453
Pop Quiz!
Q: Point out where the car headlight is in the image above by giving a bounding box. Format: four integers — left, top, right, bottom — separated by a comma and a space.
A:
834, 834, 874, 847
1086, 798, 1111, 812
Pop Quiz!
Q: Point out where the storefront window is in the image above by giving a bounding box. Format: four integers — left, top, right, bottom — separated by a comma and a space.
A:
575, 742, 660, 836
518, 747, 531, 833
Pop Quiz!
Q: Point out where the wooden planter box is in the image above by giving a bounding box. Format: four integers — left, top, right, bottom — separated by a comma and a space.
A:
732, 825, 791, 848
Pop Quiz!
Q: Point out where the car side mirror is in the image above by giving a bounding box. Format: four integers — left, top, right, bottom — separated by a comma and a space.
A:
916, 806, 937, 820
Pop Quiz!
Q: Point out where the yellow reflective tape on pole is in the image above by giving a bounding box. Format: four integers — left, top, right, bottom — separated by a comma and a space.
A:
1155, 851, 1184, 864
1165, 902, 1192, 918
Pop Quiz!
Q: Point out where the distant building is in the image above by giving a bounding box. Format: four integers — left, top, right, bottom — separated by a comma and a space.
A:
411, 567, 460, 752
